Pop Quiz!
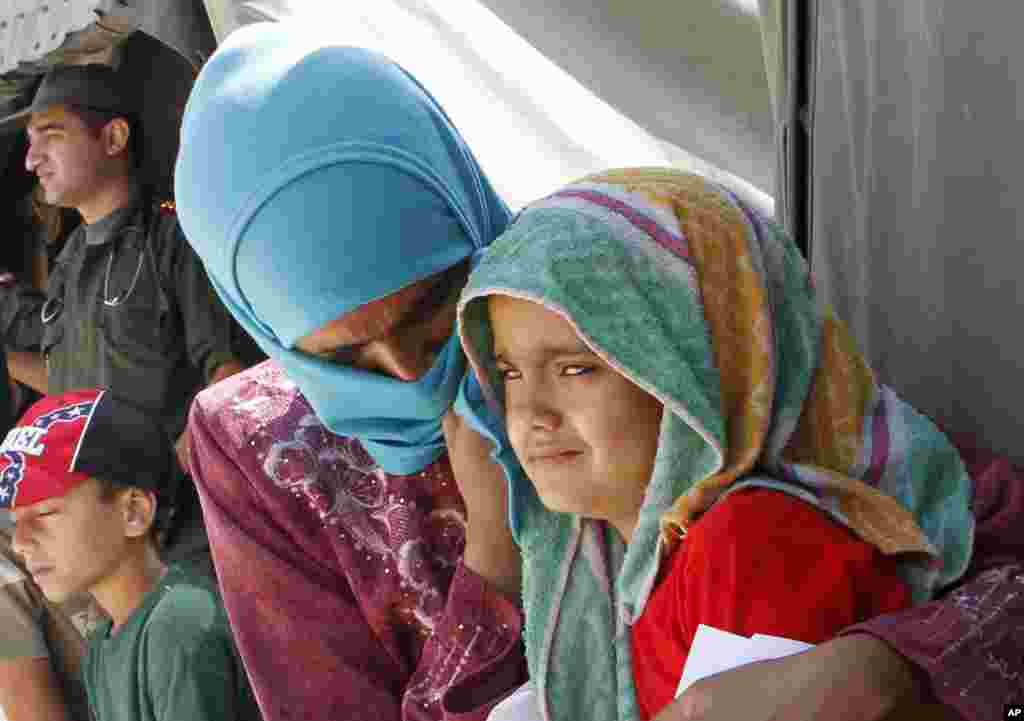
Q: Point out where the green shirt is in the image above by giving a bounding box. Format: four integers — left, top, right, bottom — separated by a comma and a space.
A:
82, 564, 261, 721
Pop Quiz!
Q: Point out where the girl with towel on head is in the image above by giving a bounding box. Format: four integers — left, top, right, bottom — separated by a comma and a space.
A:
456, 168, 975, 721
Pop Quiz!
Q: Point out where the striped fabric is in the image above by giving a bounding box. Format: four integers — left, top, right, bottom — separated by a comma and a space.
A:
458, 168, 975, 721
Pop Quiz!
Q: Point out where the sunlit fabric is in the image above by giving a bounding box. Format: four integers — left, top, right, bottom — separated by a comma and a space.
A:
203, 0, 775, 213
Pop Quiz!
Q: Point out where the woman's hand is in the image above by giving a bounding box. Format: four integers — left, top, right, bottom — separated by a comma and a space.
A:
656, 634, 959, 721
443, 409, 522, 600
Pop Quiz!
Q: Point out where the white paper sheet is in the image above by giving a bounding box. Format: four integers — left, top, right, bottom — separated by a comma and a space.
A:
675, 624, 814, 698
487, 683, 543, 721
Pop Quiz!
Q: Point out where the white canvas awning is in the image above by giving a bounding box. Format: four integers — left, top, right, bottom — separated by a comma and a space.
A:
0, 0, 101, 75
201, 0, 777, 211
0, 0, 212, 96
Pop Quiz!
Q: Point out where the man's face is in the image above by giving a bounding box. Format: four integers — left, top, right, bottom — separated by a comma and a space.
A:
11, 478, 129, 603
294, 261, 467, 382
25, 105, 110, 209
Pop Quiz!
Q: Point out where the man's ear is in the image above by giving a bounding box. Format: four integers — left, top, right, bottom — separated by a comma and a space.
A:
102, 118, 131, 158
120, 488, 156, 539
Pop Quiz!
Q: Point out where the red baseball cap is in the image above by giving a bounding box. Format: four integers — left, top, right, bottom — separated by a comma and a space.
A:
0, 389, 177, 510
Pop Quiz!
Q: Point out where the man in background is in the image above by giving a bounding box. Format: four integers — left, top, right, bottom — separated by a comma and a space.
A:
0, 64, 244, 564
0, 63, 246, 720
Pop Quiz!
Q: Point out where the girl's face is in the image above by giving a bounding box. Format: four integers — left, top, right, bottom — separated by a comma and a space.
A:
488, 295, 663, 542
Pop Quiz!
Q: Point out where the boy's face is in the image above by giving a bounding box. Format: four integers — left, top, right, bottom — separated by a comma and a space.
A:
489, 295, 663, 539
11, 478, 130, 603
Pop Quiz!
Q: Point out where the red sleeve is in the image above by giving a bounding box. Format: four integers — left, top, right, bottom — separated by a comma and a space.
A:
843, 437, 1024, 721
682, 489, 911, 642
187, 389, 525, 721
632, 488, 910, 720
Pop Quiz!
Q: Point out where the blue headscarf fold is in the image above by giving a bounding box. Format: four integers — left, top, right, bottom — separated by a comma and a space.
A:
174, 22, 511, 474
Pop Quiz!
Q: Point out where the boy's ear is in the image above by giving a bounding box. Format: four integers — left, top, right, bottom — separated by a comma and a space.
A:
120, 488, 157, 539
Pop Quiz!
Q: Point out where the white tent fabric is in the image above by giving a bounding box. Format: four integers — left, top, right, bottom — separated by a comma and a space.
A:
807, 2, 1024, 462
0, 0, 101, 74
201, 0, 775, 214
470, 0, 774, 195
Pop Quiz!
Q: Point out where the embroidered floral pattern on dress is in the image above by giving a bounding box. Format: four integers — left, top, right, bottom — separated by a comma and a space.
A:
229, 369, 468, 639
189, 361, 526, 720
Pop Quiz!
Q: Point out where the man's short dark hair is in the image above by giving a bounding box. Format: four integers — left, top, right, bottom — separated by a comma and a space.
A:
65, 104, 142, 169
95, 476, 174, 550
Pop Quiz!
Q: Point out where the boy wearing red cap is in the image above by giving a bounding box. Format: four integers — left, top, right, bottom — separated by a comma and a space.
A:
1, 389, 260, 721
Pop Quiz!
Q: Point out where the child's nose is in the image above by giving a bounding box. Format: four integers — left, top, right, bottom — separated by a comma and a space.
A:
519, 386, 562, 431
11, 521, 34, 558
529, 406, 561, 431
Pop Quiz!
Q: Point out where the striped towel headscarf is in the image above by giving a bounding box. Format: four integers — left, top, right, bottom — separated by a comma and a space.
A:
457, 168, 974, 721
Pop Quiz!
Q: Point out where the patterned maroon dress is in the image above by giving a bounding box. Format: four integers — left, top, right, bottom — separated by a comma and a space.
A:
188, 361, 525, 721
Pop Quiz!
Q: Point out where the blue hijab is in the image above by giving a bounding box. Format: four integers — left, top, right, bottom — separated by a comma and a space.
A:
174, 23, 511, 474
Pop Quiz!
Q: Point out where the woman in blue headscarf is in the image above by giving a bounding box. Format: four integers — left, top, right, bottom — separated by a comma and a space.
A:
174, 23, 524, 721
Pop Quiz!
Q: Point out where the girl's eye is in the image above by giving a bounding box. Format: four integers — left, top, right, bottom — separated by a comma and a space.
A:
497, 366, 521, 382
562, 364, 593, 377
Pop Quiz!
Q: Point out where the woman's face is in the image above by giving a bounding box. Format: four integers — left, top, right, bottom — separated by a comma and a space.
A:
488, 295, 663, 543
295, 261, 468, 381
